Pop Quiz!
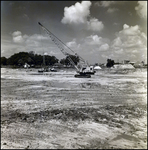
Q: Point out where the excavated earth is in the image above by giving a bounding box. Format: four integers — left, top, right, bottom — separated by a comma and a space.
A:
1, 67, 147, 149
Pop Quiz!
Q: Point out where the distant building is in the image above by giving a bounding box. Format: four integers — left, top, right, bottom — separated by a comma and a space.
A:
133, 61, 144, 68
24, 63, 30, 68
94, 65, 102, 70
53, 62, 64, 68
129, 62, 135, 65
123, 60, 130, 64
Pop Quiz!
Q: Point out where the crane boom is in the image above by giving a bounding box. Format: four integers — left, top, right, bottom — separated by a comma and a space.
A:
38, 22, 95, 76
38, 22, 86, 72
38, 22, 87, 64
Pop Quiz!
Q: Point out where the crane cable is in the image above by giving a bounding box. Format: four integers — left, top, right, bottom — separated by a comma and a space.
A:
38, 22, 86, 64
38, 22, 80, 71
38, 25, 45, 66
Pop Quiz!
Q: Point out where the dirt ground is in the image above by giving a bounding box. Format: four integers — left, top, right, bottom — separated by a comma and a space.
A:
1, 67, 147, 149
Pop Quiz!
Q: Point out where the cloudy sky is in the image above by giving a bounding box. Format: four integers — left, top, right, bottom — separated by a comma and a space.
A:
1, 1, 147, 64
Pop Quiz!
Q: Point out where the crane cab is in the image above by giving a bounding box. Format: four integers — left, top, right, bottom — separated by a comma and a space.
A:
79, 66, 96, 75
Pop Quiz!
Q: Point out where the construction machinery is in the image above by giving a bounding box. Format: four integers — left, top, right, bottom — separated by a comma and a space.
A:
38, 22, 96, 78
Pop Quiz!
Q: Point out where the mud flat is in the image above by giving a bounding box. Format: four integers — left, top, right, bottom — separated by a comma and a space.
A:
1, 68, 147, 149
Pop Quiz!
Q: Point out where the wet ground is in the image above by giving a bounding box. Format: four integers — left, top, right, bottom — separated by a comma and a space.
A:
1, 67, 147, 149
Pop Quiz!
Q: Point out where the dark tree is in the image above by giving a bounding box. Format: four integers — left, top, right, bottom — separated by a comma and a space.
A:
1, 57, 7, 65
2, 51, 59, 67
67, 55, 79, 65
6, 52, 30, 65
106, 59, 114, 68
60, 58, 66, 65
34, 54, 43, 65
60, 55, 79, 66
17, 59, 25, 66
50, 56, 59, 65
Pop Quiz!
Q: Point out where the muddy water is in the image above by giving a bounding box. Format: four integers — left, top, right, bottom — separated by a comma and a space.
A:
1, 67, 147, 149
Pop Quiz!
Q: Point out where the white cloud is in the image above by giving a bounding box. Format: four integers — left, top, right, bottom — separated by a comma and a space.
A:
66, 39, 76, 47
119, 24, 141, 36
13, 35, 24, 43
12, 31, 21, 37
85, 35, 110, 47
107, 8, 118, 13
112, 37, 122, 47
101, 54, 108, 59
99, 43, 109, 51
49, 50, 60, 56
95, 1, 116, 7
117, 24, 147, 48
11, 32, 59, 55
95, 1, 125, 7
66, 39, 80, 49
61, 1, 104, 32
25, 34, 65, 57
85, 35, 103, 45
63, 34, 111, 63
26, 34, 51, 48
87, 18, 104, 31
44, 52, 48, 55
80, 34, 110, 60
141, 32, 147, 40
123, 24, 129, 29
61, 1, 92, 24
132, 49, 138, 53
12, 31, 24, 43
111, 24, 147, 62
135, 1, 147, 20
115, 48, 123, 54
26, 34, 48, 41
1, 39, 27, 58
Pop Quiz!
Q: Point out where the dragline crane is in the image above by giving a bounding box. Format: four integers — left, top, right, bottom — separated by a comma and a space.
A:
38, 22, 96, 78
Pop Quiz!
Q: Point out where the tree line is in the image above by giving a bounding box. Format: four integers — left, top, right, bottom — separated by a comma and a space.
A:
1, 51, 80, 67
1, 51, 115, 68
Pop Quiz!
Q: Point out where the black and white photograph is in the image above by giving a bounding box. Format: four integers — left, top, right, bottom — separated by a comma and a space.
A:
1, 1, 147, 149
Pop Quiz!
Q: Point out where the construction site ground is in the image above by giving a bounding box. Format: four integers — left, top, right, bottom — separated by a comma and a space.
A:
1, 67, 147, 149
